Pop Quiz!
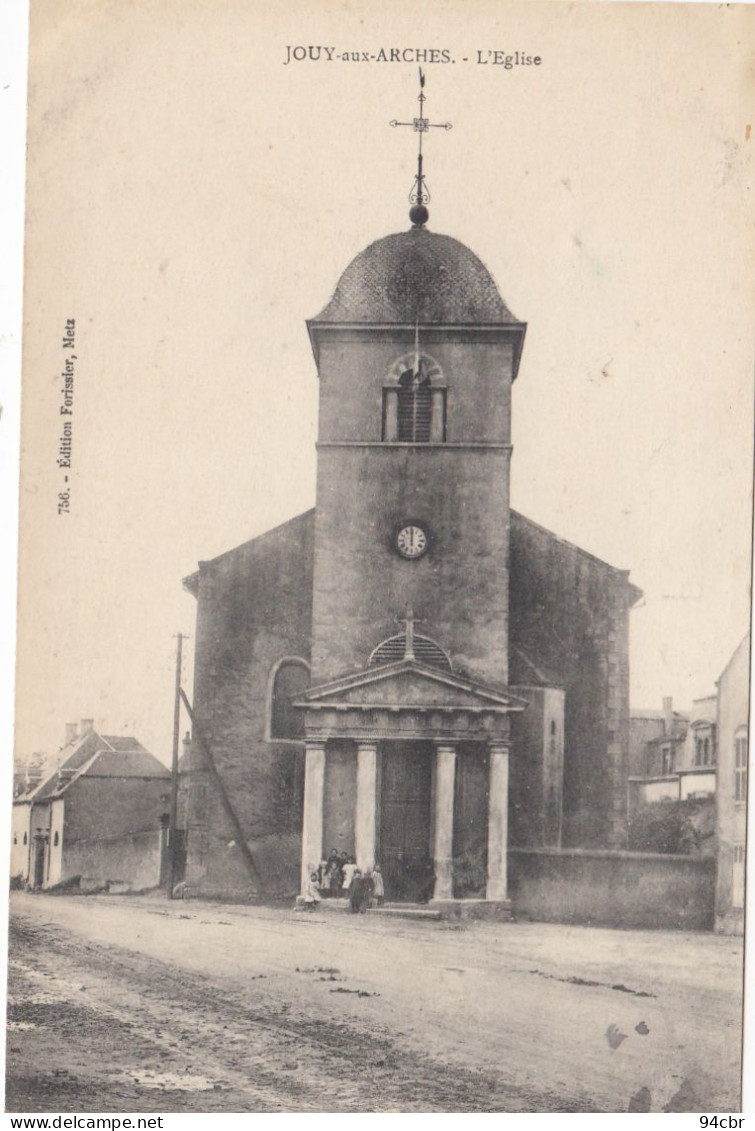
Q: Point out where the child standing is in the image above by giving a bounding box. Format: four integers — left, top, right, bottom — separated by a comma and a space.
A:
299, 871, 322, 911
372, 864, 385, 907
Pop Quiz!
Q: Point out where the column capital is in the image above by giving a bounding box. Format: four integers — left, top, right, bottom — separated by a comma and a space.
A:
355, 740, 379, 754
488, 740, 510, 756
434, 739, 458, 754
304, 739, 327, 754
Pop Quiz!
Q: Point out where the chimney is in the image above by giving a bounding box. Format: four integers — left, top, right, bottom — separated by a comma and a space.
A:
80, 718, 94, 736
64, 722, 78, 746
662, 696, 674, 738
26, 752, 46, 789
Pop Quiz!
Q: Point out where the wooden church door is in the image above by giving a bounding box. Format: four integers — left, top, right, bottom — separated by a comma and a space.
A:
379, 741, 433, 903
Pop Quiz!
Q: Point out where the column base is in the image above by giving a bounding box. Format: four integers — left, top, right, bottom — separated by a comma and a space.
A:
428, 898, 513, 922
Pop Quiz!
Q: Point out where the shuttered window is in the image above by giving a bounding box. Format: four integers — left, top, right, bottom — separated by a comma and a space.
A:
397, 368, 432, 442
734, 730, 748, 802
368, 633, 452, 671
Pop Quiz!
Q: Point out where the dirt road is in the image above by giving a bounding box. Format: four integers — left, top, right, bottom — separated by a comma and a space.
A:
5, 893, 744, 1113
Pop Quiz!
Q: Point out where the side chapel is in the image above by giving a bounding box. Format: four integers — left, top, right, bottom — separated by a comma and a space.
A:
182, 78, 641, 910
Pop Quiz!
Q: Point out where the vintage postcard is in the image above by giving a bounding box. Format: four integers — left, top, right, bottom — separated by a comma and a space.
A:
6, 0, 753, 1117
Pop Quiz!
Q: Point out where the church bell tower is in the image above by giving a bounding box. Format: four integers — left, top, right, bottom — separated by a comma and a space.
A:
297, 74, 528, 911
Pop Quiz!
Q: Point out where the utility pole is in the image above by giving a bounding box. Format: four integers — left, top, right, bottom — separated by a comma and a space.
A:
166, 632, 184, 898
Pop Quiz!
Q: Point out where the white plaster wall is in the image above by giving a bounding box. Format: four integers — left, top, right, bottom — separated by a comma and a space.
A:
10, 804, 31, 880
642, 778, 679, 804
679, 772, 716, 800
46, 799, 65, 886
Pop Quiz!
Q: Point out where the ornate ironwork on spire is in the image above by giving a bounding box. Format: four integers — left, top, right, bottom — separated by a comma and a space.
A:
390, 69, 452, 228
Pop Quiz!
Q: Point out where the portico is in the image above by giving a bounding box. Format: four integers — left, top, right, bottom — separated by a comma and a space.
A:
295, 655, 524, 913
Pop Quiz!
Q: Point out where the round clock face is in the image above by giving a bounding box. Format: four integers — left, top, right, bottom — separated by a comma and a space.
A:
396, 524, 428, 559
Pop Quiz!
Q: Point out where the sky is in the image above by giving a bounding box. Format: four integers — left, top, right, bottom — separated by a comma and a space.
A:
9, 0, 754, 767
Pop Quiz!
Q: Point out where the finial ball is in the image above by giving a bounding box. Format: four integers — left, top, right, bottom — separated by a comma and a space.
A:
409, 204, 429, 228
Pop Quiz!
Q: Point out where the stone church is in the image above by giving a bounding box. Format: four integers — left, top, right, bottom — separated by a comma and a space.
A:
182, 123, 641, 909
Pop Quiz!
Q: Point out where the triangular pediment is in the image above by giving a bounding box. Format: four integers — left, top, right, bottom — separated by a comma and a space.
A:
296, 660, 526, 714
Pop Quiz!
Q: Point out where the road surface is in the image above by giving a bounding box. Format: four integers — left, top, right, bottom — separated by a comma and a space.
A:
5, 892, 744, 1113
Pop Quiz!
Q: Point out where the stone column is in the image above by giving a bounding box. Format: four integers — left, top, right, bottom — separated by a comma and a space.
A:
355, 742, 378, 871
384, 388, 399, 441
429, 387, 446, 442
301, 740, 326, 893
487, 741, 510, 901
432, 742, 457, 900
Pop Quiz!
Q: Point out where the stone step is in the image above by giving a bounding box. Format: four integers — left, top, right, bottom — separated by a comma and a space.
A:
318, 899, 441, 920
373, 905, 443, 921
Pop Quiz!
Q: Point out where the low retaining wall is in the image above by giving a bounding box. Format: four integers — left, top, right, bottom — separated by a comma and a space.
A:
61, 829, 163, 891
509, 848, 715, 930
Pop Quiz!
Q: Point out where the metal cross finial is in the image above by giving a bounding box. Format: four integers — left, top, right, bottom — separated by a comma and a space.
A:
397, 603, 424, 660
390, 69, 452, 227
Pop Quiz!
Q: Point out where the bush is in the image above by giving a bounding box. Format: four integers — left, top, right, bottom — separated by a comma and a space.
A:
628, 797, 715, 856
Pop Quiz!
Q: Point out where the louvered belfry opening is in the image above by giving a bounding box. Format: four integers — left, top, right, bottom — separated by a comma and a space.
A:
368, 633, 452, 671
397, 367, 432, 442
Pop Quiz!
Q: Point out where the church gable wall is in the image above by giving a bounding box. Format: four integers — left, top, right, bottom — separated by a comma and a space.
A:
186, 511, 315, 896
509, 512, 632, 848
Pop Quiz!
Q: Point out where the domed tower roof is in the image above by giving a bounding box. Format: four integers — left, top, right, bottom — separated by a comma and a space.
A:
312, 228, 519, 325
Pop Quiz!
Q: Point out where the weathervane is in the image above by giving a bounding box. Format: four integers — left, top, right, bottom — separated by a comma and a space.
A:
390, 69, 452, 228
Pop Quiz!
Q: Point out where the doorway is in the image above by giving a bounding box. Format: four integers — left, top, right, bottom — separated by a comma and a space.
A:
32, 835, 46, 889
378, 741, 433, 902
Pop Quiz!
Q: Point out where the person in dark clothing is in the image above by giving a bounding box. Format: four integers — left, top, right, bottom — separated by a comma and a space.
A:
359, 869, 375, 913
327, 849, 344, 895
348, 868, 363, 913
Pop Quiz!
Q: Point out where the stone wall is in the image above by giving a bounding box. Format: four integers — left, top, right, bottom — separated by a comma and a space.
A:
63, 829, 162, 890
509, 685, 565, 848
310, 327, 515, 692
509, 847, 715, 930
184, 510, 315, 897
509, 511, 638, 848
62, 777, 169, 843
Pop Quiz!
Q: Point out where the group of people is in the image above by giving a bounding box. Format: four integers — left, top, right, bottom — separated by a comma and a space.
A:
300, 848, 385, 913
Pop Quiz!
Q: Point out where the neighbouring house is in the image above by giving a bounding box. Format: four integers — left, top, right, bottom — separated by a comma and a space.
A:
627, 695, 718, 858
715, 632, 750, 934
628, 694, 717, 809
11, 719, 171, 891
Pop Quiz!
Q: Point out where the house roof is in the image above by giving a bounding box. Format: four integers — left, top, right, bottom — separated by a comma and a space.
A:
630, 708, 690, 722
76, 749, 170, 780
99, 735, 150, 751
15, 731, 168, 804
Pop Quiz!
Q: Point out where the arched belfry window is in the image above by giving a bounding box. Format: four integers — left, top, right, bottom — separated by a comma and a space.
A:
267, 658, 310, 743
383, 352, 446, 443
